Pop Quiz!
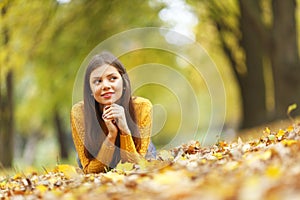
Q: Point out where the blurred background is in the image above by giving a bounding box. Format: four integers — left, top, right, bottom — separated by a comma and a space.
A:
1, 0, 299, 169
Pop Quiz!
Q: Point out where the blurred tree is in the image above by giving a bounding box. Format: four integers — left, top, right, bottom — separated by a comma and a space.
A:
238, 0, 267, 128
271, 0, 300, 119
1, 0, 63, 166
0, 1, 14, 167
191, 0, 300, 129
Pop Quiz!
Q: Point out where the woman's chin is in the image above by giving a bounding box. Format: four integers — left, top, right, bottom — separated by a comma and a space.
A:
97, 98, 120, 105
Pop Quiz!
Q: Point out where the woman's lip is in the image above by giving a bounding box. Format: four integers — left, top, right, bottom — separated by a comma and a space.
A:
101, 92, 114, 98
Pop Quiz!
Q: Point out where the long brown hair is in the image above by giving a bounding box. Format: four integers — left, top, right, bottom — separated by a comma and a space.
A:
83, 51, 141, 168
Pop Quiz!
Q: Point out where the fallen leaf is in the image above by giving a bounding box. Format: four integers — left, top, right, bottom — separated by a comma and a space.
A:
287, 103, 297, 116
54, 164, 78, 179
281, 139, 297, 146
35, 185, 48, 194
265, 165, 281, 179
115, 162, 134, 173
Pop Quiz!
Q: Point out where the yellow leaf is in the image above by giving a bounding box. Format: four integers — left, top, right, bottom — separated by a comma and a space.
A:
281, 139, 297, 146
89, 175, 95, 182
259, 150, 272, 160
287, 125, 294, 132
152, 170, 186, 185
55, 164, 78, 179
287, 103, 297, 121
276, 129, 285, 138
287, 103, 297, 115
13, 173, 23, 180
0, 180, 7, 189
36, 185, 48, 194
264, 127, 271, 135
266, 165, 281, 179
157, 150, 174, 161
137, 157, 148, 171
116, 162, 134, 172
101, 171, 124, 183
268, 134, 275, 141
213, 152, 223, 159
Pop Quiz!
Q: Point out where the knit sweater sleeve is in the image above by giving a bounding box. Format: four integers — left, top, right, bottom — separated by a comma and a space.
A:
120, 97, 152, 162
70, 102, 115, 173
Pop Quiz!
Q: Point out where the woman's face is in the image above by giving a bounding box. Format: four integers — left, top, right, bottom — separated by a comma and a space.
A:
89, 64, 123, 105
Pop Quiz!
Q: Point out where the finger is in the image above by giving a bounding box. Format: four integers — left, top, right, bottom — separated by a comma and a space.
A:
109, 103, 122, 110
106, 111, 123, 119
103, 102, 117, 112
103, 115, 114, 121
102, 112, 114, 119
105, 114, 121, 122
103, 104, 119, 113
103, 111, 120, 120
103, 106, 117, 118
103, 105, 112, 114
103, 106, 122, 117
104, 105, 111, 110
103, 117, 116, 126
102, 109, 114, 119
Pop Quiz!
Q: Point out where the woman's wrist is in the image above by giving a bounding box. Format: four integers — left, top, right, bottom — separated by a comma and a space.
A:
107, 132, 117, 142
121, 128, 131, 136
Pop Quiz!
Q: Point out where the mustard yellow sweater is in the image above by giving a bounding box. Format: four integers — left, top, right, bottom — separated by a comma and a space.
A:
70, 96, 152, 173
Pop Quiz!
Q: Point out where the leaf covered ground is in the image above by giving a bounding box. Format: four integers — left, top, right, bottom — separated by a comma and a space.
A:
1, 123, 300, 200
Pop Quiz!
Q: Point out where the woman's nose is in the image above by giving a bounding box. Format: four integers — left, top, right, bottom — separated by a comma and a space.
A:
101, 79, 111, 90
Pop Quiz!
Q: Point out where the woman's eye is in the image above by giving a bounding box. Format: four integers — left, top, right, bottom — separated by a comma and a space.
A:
94, 80, 101, 84
110, 76, 117, 81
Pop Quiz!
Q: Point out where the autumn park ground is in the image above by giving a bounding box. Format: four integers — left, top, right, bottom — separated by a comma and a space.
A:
1, 118, 300, 200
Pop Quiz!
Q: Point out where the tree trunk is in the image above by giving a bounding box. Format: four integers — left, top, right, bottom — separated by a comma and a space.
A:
54, 109, 69, 159
271, 0, 300, 119
0, 0, 14, 168
0, 82, 4, 166
238, 0, 267, 128
0, 70, 14, 167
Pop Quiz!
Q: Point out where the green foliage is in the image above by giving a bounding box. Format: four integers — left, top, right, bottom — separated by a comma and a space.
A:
1, 0, 163, 138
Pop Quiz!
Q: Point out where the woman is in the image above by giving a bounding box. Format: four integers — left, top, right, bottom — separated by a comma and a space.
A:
70, 52, 155, 173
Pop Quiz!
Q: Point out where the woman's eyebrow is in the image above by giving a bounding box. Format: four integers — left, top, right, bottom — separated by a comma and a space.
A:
91, 72, 118, 79
91, 76, 101, 80
106, 72, 118, 76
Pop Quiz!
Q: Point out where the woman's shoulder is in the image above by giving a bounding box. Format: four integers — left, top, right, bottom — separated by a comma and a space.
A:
132, 96, 152, 118
71, 101, 84, 116
70, 101, 85, 138
132, 96, 152, 107
132, 97, 152, 128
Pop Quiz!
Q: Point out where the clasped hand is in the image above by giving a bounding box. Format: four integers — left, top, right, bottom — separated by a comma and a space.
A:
102, 104, 131, 137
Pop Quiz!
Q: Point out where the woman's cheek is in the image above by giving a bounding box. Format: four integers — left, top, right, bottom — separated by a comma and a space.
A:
93, 86, 103, 102
94, 86, 102, 97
